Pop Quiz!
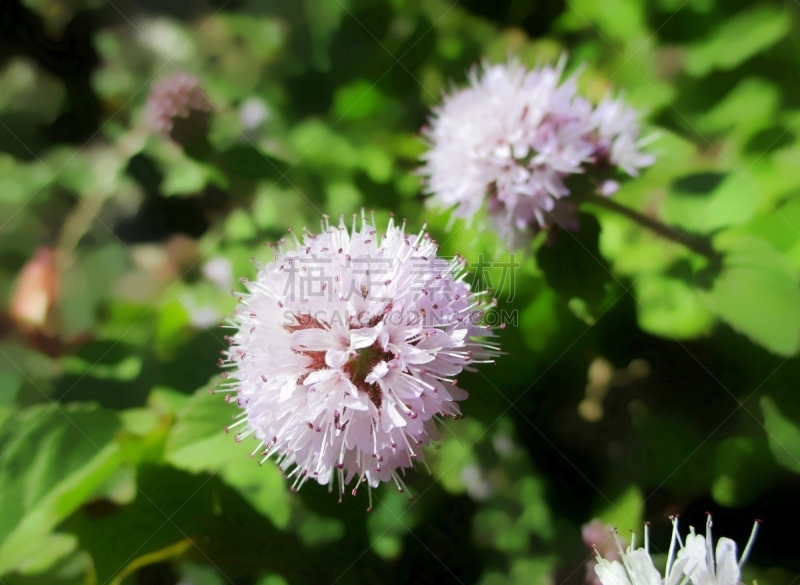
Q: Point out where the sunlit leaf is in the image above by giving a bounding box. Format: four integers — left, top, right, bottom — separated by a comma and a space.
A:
635, 274, 714, 339
67, 465, 313, 585
712, 435, 779, 506
366, 487, 419, 559
332, 79, 391, 120
706, 233, 800, 355
0, 403, 121, 575
685, 6, 791, 76
695, 78, 781, 135
761, 397, 800, 475
165, 387, 291, 529
520, 289, 560, 352
662, 171, 760, 234
594, 484, 643, 537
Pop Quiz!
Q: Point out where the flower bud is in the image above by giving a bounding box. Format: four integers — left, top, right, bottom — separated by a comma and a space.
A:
9, 247, 59, 336
146, 73, 212, 146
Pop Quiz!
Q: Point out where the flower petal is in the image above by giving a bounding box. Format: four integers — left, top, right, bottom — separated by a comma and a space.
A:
594, 559, 631, 585
714, 538, 740, 585
365, 360, 390, 384
677, 534, 714, 585
625, 549, 662, 585
326, 349, 350, 369
350, 324, 382, 349
292, 329, 340, 351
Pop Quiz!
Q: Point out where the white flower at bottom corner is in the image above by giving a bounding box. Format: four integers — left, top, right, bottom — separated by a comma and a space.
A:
676, 516, 760, 585
594, 517, 760, 585
595, 546, 687, 585
596, 550, 659, 585
594, 520, 685, 585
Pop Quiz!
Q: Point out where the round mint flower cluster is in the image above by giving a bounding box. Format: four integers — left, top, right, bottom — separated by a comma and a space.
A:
221, 214, 500, 505
421, 58, 655, 249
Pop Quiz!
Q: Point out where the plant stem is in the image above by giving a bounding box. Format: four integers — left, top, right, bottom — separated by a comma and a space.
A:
579, 194, 722, 263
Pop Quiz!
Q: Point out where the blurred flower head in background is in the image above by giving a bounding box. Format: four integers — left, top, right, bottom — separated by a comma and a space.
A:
221, 213, 501, 504
421, 57, 655, 249
146, 72, 212, 145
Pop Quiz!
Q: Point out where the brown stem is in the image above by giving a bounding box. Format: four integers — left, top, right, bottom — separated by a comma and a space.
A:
579, 194, 722, 263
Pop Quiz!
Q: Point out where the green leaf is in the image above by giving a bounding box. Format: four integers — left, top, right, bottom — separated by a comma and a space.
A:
632, 414, 715, 491
594, 484, 643, 537
256, 575, 290, 585
662, 172, 760, 234
509, 556, 558, 585
0, 403, 121, 575
358, 147, 393, 184
366, 487, 418, 559
741, 200, 800, 254
536, 214, 611, 308
746, 145, 800, 205
557, 0, 648, 41
332, 79, 390, 120
517, 475, 555, 541
220, 14, 285, 62
252, 184, 305, 230
222, 208, 258, 242
164, 387, 291, 529
520, 289, 560, 352
0, 57, 66, 120
219, 454, 292, 530
220, 145, 289, 181
685, 6, 791, 76
158, 146, 228, 196
473, 509, 528, 553
176, 562, 227, 585
153, 299, 192, 357
67, 465, 314, 585
164, 387, 238, 473
0, 372, 22, 407
304, 0, 349, 70
62, 355, 142, 382
761, 397, 800, 475
695, 78, 781, 135
712, 435, 779, 506
427, 418, 484, 495
635, 274, 714, 340
325, 182, 362, 215
294, 512, 345, 547
0, 154, 52, 204
59, 244, 129, 337
289, 121, 358, 169
706, 234, 800, 355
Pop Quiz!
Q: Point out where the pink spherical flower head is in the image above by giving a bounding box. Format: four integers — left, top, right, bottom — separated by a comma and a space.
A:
421, 56, 655, 249
220, 212, 502, 508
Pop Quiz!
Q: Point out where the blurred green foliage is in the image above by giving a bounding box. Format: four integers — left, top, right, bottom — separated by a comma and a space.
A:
1, 0, 800, 583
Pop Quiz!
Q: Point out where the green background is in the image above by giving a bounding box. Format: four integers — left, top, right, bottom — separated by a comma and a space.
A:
1, 0, 800, 583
